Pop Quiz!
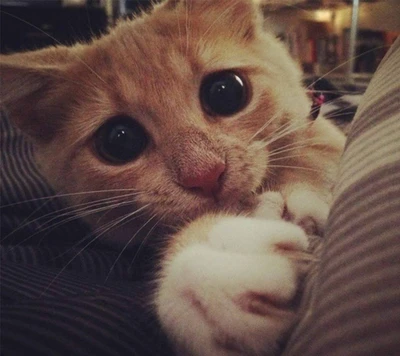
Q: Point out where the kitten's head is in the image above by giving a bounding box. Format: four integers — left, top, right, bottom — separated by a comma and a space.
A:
0, 0, 311, 245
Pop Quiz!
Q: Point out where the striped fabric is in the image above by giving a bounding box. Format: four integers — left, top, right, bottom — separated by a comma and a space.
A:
1, 244, 172, 354
0, 113, 90, 246
284, 38, 400, 355
1, 246, 172, 356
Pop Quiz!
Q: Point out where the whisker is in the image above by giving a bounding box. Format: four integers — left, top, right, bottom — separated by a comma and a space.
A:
47, 205, 152, 263
307, 45, 390, 90
309, 89, 365, 96
0, 188, 141, 208
174, 0, 183, 53
39, 199, 132, 229
260, 118, 294, 141
128, 213, 167, 271
263, 4, 389, 91
266, 138, 321, 157
1, 10, 112, 88
185, 0, 191, 55
268, 153, 310, 163
195, 0, 241, 54
39, 205, 152, 296
38, 199, 142, 235
6, 198, 143, 247
326, 111, 357, 120
1, 192, 142, 242
260, 120, 310, 149
269, 164, 321, 173
105, 213, 159, 282
248, 110, 282, 143
317, 95, 345, 107
324, 103, 358, 116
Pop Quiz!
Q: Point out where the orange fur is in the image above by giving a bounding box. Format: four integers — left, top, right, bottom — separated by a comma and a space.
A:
0, 0, 344, 247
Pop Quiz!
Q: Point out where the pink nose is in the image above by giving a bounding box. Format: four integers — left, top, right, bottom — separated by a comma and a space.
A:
180, 161, 226, 197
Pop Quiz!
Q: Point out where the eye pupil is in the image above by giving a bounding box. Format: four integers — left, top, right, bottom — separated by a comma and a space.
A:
95, 116, 148, 164
200, 71, 248, 116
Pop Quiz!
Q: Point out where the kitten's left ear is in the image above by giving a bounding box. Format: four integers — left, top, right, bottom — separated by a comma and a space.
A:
0, 46, 74, 142
161, 0, 263, 41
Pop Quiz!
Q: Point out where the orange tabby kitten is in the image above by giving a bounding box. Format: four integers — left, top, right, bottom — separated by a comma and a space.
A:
0, 0, 345, 354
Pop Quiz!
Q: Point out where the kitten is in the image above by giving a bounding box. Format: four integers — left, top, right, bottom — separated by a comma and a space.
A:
0, 0, 345, 354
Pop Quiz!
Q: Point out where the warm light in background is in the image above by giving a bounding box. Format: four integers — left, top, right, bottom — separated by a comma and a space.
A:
254, 0, 305, 5
62, 0, 87, 6
313, 9, 333, 22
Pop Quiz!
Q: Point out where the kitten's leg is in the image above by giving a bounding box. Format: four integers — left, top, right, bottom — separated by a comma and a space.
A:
155, 215, 308, 356
252, 189, 328, 235
252, 191, 286, 220
282, 184, 331, 235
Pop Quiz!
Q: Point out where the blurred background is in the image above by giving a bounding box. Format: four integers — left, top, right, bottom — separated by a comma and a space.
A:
1, 0, 399, 93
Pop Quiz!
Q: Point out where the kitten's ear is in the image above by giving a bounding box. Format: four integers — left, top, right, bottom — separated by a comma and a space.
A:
0, 46, 73, 142
162, 0, 262, 41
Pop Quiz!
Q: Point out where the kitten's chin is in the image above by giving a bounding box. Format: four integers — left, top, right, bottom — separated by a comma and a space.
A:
91, 190, 260, 249
218, 193, 259, 215
161, 192, 259, 226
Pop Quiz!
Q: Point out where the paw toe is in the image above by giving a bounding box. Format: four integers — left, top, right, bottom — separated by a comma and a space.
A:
297, 216, 319, 235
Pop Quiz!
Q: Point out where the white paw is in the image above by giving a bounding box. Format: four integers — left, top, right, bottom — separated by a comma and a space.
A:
252, 189, 330, 236
285, 188, 330, 236
155, 216, 308, 356
252, 191, 285, 220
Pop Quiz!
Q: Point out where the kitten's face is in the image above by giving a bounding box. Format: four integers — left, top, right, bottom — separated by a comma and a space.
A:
1, 0, 311, 243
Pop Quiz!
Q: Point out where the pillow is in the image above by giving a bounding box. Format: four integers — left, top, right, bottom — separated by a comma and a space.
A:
284, 37, 400, 355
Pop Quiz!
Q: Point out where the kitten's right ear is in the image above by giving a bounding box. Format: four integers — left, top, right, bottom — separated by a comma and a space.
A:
0, 46, 73, 142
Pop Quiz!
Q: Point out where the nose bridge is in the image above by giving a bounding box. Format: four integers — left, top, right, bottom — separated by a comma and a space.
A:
167, 126, 223, 169
164, 126, 226, 194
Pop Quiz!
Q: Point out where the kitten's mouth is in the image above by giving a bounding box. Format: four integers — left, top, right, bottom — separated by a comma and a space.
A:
156, 190, 258, 227
201, 190, 260, 217
188, 177, 264, 217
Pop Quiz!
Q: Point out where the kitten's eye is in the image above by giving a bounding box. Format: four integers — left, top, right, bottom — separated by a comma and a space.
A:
94, 116, 148, 164
200, 71, 249, 116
